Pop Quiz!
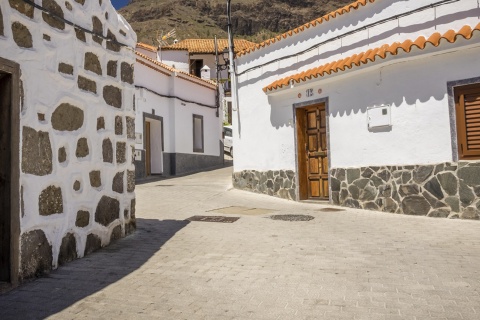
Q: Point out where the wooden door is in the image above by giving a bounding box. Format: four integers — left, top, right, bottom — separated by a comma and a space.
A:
297, 104, 329, 200
145, 121, 151, 176
0, 72, 12, 282
455, 84, 480, 159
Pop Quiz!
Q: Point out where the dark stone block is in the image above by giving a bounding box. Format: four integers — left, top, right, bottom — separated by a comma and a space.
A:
103, 85, 122, 108
116, 142, 126, 164
353, 178, 369, 189
434, 163, 445, 175
12, 21, 32, 48
460, 207, 479, 220
363, 202, 379, 211
370, 175, 383, 187
112, 171, 124, 193
445, 196, 460, 212
359, 185, 376, 201
379, 184, 392, 197
89, 170, 101, 187
346, 168, 360, 184
92, 16, 103, 44
343, 199, 361, 209
274, 177, 283, 193
437, 172, 457, 196
107, 60, 117, 77
399, 184, 419, 197
58, 147, 67, 163
75, 28, 86, 42
413, 165, 434, 184
361, 167, 374, 178
401, 195, 431, 215
75, 0, 85, 4
65, 1, 72, 10
115, 116, 123, 135
9, 0, 34, 18
121, 62, 134, 84
459, 180, 475, 207
106, 29, 121, 52
20, 230, 52, 279
288, 188, 296, 200
332, 191, 339, 205
110, 225, 122, 242
39, 185, 63, 215
73, 180, 81, 191
22, 127, 53, 175
52, 103, 84, 131
339, 189, 348, 203
58, 63, 74, 75
401, 172, 412, 184
0, 7, 3, 36
78, 75, 97, 93
422, 191, 446, 209
378, 169, 391, 182
331, 177, 341, 192
58, 233, 77, 265
95, 196, 120, 226
428, 208, 450, 218
42, 0, 65, 30
76, 137, 89, 158
424, 177, 444, 200
75, 210, 89, 227
336, 168, 346, 181
474, 186, 480, 197
458, 166, 480, 187
348, 185, 359, 200
286, 170, 295, 181
370, 166, 381, 172
267, 171, 274, 179
97, 117, 105, 130
131, 198, 136, 218
127, 170, 135, 193
84, 52, 102, 75
383, 197, 398, 213
103, 139, 113, 163
84, 233, 101, 255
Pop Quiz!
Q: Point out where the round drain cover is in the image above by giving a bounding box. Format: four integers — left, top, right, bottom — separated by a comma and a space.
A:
269, 214, 314, 221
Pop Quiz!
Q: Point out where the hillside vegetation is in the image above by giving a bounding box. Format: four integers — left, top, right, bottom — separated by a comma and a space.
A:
119, 0, 355, 45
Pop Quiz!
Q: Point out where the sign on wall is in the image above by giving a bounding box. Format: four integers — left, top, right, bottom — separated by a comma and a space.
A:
367, 104, 392, 129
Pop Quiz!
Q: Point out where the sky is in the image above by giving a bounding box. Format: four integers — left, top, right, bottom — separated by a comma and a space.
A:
111, 0, 130, 9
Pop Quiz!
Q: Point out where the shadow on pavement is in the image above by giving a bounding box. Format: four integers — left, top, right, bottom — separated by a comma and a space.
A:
0, 218, 189, 320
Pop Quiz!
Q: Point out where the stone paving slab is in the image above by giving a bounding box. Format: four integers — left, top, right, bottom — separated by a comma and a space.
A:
1, 167, 480, 319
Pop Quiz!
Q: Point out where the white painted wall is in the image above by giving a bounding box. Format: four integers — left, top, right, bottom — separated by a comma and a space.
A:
0, 0, 137, 270
159, 49, 189, 74
234, 0, 480, 172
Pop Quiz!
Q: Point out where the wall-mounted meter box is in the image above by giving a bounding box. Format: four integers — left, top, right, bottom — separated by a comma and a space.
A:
367, 104, 391, 129
134, 150, 142, 161
135, 132, 143, 144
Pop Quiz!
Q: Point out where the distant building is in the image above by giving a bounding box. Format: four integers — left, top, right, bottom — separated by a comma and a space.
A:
233, 0, 480, 219
134, 45, 224, 179
0, 0, 136, 284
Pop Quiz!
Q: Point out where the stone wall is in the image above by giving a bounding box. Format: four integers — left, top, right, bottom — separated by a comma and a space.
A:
0, 0, 137, 280
233, 170, 297, 200
331, 162, 480, 219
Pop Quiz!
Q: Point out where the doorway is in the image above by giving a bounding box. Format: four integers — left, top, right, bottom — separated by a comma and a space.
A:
144, 115, 164, 176
296, 103, 329, 200
0, 57, 20, 285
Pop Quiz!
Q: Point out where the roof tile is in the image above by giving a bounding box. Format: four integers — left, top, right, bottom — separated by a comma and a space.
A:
161, 39, 256, 54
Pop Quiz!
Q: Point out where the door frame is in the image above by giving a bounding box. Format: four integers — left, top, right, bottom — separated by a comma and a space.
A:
293, 97, 331, 202
0, 56, 21, 285
143, 112, 164, 176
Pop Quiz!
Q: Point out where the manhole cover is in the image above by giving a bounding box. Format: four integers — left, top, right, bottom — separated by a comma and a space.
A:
318, 208, 346, 212
187, 216, 240, 223
208, 206, 275, 216
269, 214, 314, 221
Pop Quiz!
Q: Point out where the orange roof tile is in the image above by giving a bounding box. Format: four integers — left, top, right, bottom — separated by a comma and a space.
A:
263, 24, 480, 93
237, 0, 376, 58
135, 51, 217, 89
162, 39, 256, 54
136, 42, 158, 52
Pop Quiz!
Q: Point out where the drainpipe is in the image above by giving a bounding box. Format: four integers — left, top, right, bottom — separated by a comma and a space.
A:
226, 0, 236, 112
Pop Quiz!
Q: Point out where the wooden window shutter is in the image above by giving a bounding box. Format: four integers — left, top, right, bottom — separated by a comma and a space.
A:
455, 84, 480, 159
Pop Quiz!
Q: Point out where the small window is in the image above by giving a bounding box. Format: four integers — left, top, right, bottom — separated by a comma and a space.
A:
193, 114, 204, 153
190, 59, 203, 78
455, 83, 480, 159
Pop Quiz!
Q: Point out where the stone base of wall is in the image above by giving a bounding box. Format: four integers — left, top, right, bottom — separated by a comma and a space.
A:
331, 162, 480, 219
233, 170, 297, 200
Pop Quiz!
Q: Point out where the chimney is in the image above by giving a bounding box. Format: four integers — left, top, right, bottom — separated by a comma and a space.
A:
201, 65, 211, 80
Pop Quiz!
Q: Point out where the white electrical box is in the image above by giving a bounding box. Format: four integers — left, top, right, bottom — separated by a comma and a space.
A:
135, 132, 143, 144
134, 150, 142, 161
367, 104, 391, 129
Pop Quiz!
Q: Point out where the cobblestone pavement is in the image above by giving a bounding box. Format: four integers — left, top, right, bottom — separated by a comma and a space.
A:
1, 166, 480, 319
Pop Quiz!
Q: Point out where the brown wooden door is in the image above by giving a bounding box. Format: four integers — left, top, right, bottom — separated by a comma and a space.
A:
455, 84, 480, 159
145, 121, 151, 176
0, 72, 12, 282
304, 105, 329, 199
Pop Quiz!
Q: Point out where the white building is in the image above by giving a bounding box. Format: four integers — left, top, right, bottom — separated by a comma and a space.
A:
134, 49, 223, 178
0, 0, 136, 284
233, 0, 480, 219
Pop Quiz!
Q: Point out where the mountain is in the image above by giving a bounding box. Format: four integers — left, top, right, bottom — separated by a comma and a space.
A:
119, 0, 356, 45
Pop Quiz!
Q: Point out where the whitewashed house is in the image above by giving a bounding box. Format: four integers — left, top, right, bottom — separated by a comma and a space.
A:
134, 48, 223, 178
0, 0, 136, 284
233, 0, 480, 219
159, 39, 255, 124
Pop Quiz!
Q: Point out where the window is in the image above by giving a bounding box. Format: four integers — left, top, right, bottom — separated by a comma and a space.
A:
193, 114, 204, 153
190, 59, 203, 77
455, 83, 480, 159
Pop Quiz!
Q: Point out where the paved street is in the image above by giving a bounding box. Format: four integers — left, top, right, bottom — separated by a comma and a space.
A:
1, 166, 480, 319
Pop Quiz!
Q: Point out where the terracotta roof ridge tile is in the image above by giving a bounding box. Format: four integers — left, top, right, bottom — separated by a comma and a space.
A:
136, 42, 158, 52
263, 24, 480, 92
238, 0, 376, 58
